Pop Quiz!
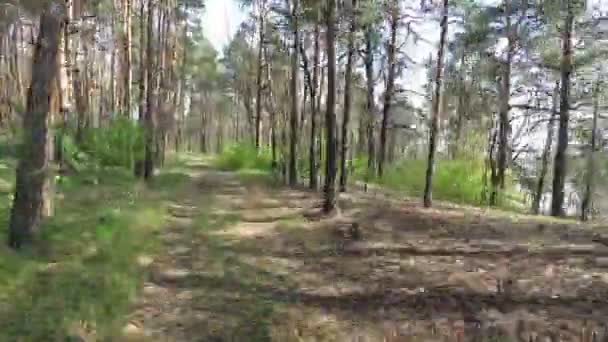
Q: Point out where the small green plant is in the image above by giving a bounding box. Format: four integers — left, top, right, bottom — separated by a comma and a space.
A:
0, 161, 170, 340
355, 157, 522, 211
80, 117, 144, 169
216, 143, 272, 172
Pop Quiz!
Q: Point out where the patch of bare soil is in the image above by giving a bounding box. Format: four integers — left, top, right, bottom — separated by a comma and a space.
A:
126, 163, 608, 341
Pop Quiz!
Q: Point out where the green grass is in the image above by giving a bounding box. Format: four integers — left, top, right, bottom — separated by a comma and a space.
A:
0, 156, 186, 340
215, 143, 273, 172
355, 158, 524, 211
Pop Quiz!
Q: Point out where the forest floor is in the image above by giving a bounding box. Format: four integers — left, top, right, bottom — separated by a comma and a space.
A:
121, 155, 608, 342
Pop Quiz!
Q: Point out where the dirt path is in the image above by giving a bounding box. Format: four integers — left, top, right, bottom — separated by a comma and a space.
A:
124, 158, 608, 342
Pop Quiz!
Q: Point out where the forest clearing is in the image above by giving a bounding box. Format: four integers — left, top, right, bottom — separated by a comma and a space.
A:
5, 0, 608, 340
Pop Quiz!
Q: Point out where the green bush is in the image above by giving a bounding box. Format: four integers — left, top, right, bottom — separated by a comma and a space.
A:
55, 117, 144, 170
80, 117, 144, 169
356, 157, 520, 209
216, 143, 272, 172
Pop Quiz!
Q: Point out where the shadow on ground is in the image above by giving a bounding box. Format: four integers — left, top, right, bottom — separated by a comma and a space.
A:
128, 157, 608, 342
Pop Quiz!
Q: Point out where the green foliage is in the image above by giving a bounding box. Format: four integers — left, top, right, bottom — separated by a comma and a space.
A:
0, 159, 177, 340
58, 133, 89, 172
216, 143, 272, 172
354, 155, 521, 210
80, 117, 144, 169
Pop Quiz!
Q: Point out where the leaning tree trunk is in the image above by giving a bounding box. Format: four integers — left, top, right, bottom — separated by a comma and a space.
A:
339, 0, 357, 192
581, 78, 599, 221
378, 2, 398, 178
323, 0, 337, 213
532, 82, 559, 215
288, 0, 299, 186
8, 1, 65, 249
423, 0, 448, 208
551, 0, 573, 217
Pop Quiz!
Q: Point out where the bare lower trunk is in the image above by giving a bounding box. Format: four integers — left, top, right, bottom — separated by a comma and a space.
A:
122, 0, 132, 117
532, 82, 559, 215
288, 0, 299, 186
364, 26, 375, 180
323, 0, 337, 213
495, 0, 513, 200
378, 2, 398, 178
581, 79, 599, 221
423, 0, 448, 208
309, 12, 320, 190
143, 1, 156, 180
254, 2, 265, 150
9, 2, 65, 249
551, 0, 573, 217
135, 0, 147, 177
339, 0, 356, 192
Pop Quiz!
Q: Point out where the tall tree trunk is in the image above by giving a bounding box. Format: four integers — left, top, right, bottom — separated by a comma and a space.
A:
451, 52, 467, 159
113, 0, 125, 114
143, 0, 156, 180
135, 0, 147, 177
492, 0, 514, 205
323, 0, 337, 213
12, 17, 25, 107
288, 0, 299, 186
581, 78, 599, 221
110, 7, 117, 115
532, 81, 558, 215
122, 0, 133, 117
254, 0, 266, 150
378, 2, 398, 178
339, 0, 356, 192
309, 10, 320, 190
364, 25, 375, 180
551, 0, 573, 217
176, 10, 188, 152
423, 0, 448, 208
8, 2, 65, 249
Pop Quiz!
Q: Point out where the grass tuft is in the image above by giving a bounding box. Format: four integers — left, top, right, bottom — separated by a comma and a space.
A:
0, 154, 178, 340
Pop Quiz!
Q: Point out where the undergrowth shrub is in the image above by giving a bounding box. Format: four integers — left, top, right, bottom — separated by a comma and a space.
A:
80, 117, 144, 168
354, 157, 520, 210
216, 143, 272, 171
57, 117, 144, 170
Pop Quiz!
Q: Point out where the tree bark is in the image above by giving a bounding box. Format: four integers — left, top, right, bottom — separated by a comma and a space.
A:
492, 0, 514, 205
423, 0, 448, 208
288, 0, 299, 186
323, 0, 337, 213
551, 0, 573, 217
175, 8, 188, 152
122, 0, 133, 118
309, 8, 320, 190
8, 1, 65, 249
532, 81, 558, 215
364, 25, 376, 180
135, 0, 147, 178
451, 52, 467, 159
339, 0, 357, 192
254, 0, 266, 150
143, 0, 156, 180
581, 79, 599, 221
378, 2, 398, 178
